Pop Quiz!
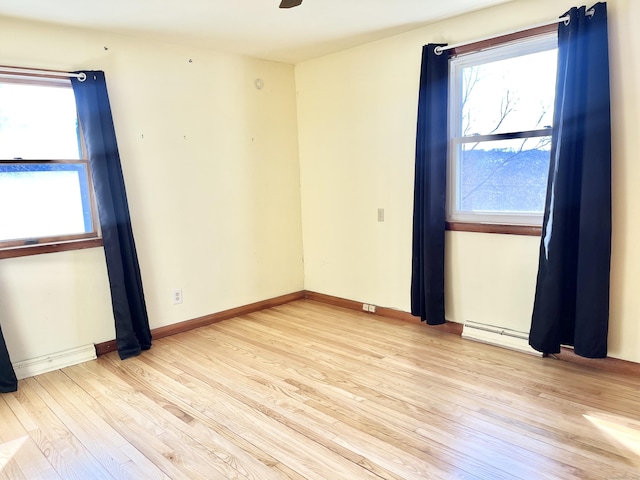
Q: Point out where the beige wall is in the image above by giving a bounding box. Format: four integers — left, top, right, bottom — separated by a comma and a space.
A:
2, 0, 638, 366
0, 18, 304, 363
296, 0, 640, 362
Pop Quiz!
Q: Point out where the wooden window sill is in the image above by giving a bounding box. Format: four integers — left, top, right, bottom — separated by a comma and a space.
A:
446, 221, 542, 236
0, 238, 103, 259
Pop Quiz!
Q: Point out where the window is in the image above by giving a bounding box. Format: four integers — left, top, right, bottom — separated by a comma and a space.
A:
447, 31, 558, 231
0, 75, 101, 257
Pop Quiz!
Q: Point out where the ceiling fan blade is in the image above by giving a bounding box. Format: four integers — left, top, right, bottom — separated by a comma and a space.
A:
279, 0, 302, 8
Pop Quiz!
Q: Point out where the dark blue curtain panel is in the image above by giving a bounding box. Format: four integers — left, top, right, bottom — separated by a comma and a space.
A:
530, 3, 612, 358
72, 72, 152, 360
410, 44, 450, 325
0, 323, 17, 393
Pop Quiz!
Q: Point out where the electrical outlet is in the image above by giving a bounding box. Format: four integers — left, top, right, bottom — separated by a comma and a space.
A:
362, 303, 377, 313
172, 288, 183, 305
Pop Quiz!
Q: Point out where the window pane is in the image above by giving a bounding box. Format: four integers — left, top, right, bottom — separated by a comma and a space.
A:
461, 49, 557, 136
458, 137, 551, 213
0, 163, 94, 242
0, 83, 81, 160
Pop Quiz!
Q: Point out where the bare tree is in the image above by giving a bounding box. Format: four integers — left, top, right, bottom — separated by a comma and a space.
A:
458, 70, 552, 205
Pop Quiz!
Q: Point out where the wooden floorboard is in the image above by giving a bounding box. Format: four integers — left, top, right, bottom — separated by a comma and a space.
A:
1, 299, 640, 479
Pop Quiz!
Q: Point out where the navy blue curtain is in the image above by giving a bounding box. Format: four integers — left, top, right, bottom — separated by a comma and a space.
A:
530, 3, 611, 358
0, 323, 17, 393
71, 72, 152, 360
411, 44, 450, 325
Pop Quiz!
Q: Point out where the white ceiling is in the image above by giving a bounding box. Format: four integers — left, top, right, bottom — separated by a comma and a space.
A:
0, 0, 514, 64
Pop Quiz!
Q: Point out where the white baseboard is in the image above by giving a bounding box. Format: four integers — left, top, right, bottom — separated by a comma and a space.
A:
462, 321, 542, 357
13, 344, 97, 380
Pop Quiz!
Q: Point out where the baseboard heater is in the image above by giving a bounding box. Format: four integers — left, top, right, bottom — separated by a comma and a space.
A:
12, 344, 97, 380
461, 321, 542, 356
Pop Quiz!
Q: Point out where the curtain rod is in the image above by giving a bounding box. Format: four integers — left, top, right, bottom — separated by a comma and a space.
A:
0, 66, 86, 81
434, 8, 595, 55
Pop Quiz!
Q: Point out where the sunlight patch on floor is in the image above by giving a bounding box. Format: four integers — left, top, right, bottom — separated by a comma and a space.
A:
0, 435, 28, 472
584, 412, 640, 458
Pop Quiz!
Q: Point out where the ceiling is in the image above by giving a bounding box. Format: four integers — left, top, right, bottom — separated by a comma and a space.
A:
0, 0, 514, 64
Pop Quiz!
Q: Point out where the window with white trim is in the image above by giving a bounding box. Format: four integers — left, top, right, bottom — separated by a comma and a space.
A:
0, 76, 100, 254
447, 32, 558, 228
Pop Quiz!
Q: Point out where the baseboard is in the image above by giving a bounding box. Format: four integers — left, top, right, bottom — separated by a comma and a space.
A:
97, 290, 462, 356
302, 291, 464, 335
556, 346, 640, 376
94, 339, 118, 356
461, 321, 542, 357
303, 291, 640, 374
95, 288, 640, 376
95, 291, 306, 356
13, 344, 96, 380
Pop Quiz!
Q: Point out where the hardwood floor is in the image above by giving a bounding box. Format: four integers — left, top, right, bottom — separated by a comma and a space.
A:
1, 300, 639, 479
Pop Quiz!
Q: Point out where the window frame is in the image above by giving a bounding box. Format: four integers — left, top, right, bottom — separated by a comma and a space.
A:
0, 71, 102, 259
445, 24, 558, 236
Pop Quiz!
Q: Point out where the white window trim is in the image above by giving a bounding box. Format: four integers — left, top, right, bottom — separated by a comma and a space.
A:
446, 32, 558, 227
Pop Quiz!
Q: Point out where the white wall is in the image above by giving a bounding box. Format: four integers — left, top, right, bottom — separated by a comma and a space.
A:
296, 0, 640, 362
0, 17, 304, 363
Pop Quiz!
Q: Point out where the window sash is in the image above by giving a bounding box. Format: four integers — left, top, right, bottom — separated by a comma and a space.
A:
0, 160, 100, 248
453, 128, 552, 144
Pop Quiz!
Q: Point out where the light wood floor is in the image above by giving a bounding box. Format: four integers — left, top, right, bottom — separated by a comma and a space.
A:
1, 300, 639, 479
